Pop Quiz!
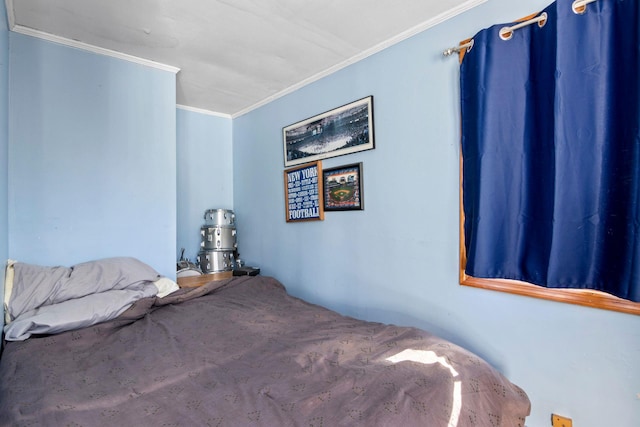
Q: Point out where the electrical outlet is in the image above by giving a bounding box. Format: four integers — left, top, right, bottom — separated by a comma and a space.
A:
551, 414, 572, 427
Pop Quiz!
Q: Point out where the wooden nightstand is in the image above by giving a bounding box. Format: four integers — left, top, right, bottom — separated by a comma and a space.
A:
177, 271, 233, 288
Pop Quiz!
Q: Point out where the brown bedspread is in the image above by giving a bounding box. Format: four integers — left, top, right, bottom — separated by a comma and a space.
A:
0, 276, 530, 426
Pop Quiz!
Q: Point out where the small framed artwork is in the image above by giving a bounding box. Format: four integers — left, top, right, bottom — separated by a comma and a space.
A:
284, 161, 324, 222
323, 162, 364, 211
283, 96, 375, 167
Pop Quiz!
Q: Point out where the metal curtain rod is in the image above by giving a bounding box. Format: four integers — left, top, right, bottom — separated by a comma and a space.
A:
498, 12, 547, 40
443, 0, 599, 57
443, 40, 474, 57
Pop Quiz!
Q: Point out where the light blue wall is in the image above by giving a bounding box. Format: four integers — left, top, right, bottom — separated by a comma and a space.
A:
8, 33, 177, 278
0, 1, 9, 336
176, 108, 233, 263
233, 0, 640, 426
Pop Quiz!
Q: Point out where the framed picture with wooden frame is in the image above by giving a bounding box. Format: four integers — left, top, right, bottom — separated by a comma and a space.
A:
323, 162, 364, 211
282, 96, 375, 167
284, 161, 324, 222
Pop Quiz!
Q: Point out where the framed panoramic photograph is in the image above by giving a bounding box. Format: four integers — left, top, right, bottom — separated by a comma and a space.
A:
323, 162, 364, 211
283, 96, 374, 167
284, 161, 324, 222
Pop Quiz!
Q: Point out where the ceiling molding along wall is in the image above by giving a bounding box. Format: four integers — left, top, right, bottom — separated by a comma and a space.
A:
177, 104, 231, 119
9, 25, 180, 74
5, 0, 14, 29
4, 0, 179, 74
232, 0, 487, 118
5, 0, 485, 118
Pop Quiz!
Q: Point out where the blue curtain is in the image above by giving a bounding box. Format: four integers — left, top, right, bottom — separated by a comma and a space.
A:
460, 0, 640, 301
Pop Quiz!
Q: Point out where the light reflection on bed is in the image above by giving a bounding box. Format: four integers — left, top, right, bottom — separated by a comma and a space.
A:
387, 349, 462, 426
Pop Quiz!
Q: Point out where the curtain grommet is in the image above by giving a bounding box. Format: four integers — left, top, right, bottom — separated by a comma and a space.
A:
499, 27, 513, 41
465, 39, 474, 53
499, 12, 547, 41
572, 0, 588, 14
537, 12, 548, 28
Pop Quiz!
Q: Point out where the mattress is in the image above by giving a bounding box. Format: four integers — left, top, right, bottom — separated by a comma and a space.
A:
0, 271, 530, 426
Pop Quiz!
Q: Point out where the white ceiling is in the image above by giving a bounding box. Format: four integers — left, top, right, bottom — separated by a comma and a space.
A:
7, 0, 484, 117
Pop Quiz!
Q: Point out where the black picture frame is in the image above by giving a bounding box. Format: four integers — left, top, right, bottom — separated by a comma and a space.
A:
283, 96, 374, 167
322, 162, 364, 211
284, 161, 324, 222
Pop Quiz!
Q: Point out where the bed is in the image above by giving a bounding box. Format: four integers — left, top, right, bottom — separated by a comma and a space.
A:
0, 257, 530, 426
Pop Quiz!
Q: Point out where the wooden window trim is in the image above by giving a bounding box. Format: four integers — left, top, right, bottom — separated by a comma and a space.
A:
459, 156, 640, 316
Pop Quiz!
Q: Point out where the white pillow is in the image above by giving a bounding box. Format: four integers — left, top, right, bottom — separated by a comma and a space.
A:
153, 277, 180, 298
3, 260, 17, 324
